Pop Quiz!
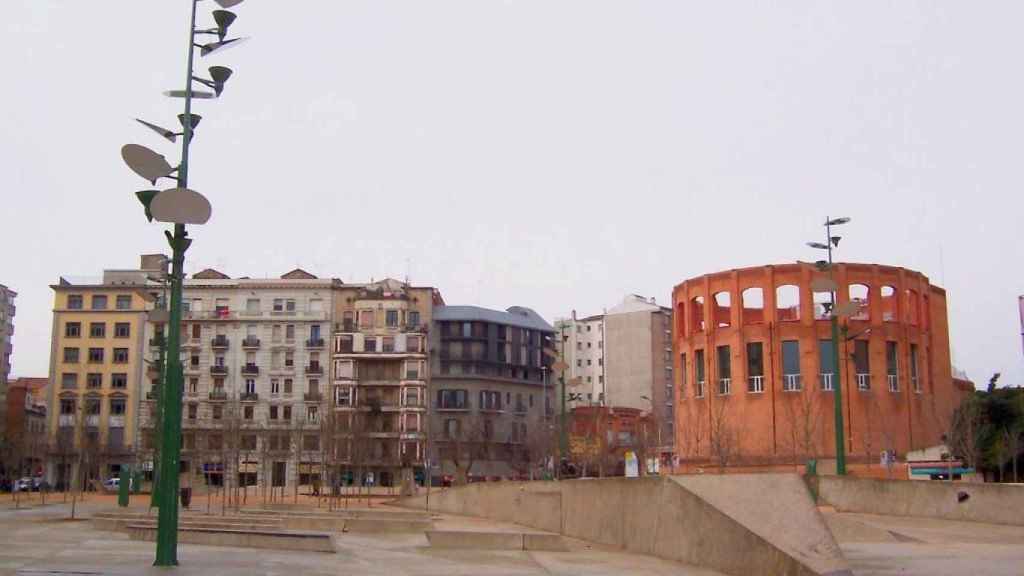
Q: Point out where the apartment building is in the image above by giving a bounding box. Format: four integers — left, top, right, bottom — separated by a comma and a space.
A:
139, 267, 339, 491
430, 305, 556, 481
555, 295, 675, 457
45, 268, 154, 488
0, 284, 15, 434
330, 279, 440, 489
554, 312, 605, 408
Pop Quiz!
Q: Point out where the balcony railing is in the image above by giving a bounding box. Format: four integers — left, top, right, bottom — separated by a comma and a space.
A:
109, 415, 125, 428
819, 373, 834, 392
306, 338, 325, 348
84, 415, 100, 428
887, 374, 899, 393
211, 336, 230, 349
695, 380, 705, 398
435, 404, 469, 412
304, 392, 322, 402
149, 336, 165, 347
717, 377, 731, 395
209, 389, 228, 401
241, 364, 259, 376
783, 374, 802, 392
747, 375, 764, 394
210, 365, 229, 376
912, 376, 921, 393
59, 414, 76, 427
305, 364, 323, 375
856, 373, 871, 391
242, 337, 261, 349
240, 392, 259, 402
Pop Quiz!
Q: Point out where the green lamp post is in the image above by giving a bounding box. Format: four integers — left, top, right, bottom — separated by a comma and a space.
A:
807, 216, 852, 476
120, 0, 248, 566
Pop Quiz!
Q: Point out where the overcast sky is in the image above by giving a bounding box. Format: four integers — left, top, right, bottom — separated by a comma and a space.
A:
3, 1, 1023, 388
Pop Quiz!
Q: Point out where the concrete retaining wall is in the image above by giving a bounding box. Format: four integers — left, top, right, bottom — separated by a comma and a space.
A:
126, 524, 334, 552
400, 475, 850, 576
817, 476, 1024, 526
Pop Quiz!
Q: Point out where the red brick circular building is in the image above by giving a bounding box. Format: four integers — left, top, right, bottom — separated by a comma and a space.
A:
671, 262, 962, 467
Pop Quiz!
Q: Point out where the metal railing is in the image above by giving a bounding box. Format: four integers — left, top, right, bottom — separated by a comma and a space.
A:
748, 375, 764, 393
718, 377, 731, 395
819, 373, 834, 392
305, 364, 323, 375
783, 373, 802, 392
912, 376, 921, 393
241, 364, 259, 376
209, 389, 228, 401
304, 392, 322, 402
856, 373, 871, 391
211, 336, 230, 349
242, 337, 260, 348
240, 392, 259, 401
210, 365, 229, 376
306, 338, 325, 348
695, 380, 705, 398
887, 374, 899, 392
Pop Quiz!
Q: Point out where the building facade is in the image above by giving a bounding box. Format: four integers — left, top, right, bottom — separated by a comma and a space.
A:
0, 284, 15, 434
5, 377, 48, 478
330, 279, 439, 489
139, 267, 339, 492
430, 305, 555, 481
554, 312, 606, 407
45, 269, 153, 488
672, 262, 959, 467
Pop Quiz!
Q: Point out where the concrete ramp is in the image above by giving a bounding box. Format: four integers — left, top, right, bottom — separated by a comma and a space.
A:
399, 475, 851, 576
425, 530, 568, 551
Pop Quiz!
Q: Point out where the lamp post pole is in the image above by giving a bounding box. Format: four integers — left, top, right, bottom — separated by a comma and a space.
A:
825, 217, 847, 477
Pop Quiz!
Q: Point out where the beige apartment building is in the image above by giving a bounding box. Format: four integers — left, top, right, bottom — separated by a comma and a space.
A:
45, 266, 155, 488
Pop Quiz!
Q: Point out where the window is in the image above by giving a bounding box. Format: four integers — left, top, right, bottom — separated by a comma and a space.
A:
286, 299, 296, 312
365, 337, 377, 353
303, 435, 319, 451
208, 434, 223, 451
245, 379, 256, 395
88, 348, 104, 363
306, 405, 318, 423
87, 373, 102, 388
713, 292, 732, 328
849, 284, 870, 321
212, 405, 223, 420
214, 377, 225, 390
692, 296, 706, 331
113, 348, 129, 363
63, 347, 80, 363
271, 378, 280, 395
242, 435, 258, 451
717, 345, 731, 395
112, 373, 127, 389
746, 342, 764, 393
382, 336, 394, 352
437, 389, 468, 409
881, 286, 897, 322
273, 298, 284, 312
407, 335, 421, 353
741, 287, 765, 325
114, 323, 130, 338
819, 340, 835, 391
360, 309, 375, 328
246, 298, 260, 314
694, 349, 706, 397
286, 325, 295, 340
886, 341, 899, 392
445, 419, 460, 439
68, 295, 83, 309
408, 310, 420, 327
587, 359, 592, 366
782, 340, 801, 391
386, 310, 399, 327
336, 386, 354, 406
576, 359, 582, 367
270, 405, 279, 420
283, 405, 292, 421
60, 399, 76, 414
91, 295, 108, 310
284, 378, 293, 394
188, 404, 197, 419
65, 322, 81, 337
116, 295, 132, 310
679, 353, 687, 397
244, 405, 254, 420
309, 298, 323, 313
191, 354, 201, 367
854, 340, 871, 390
90, 323, 106, 338
910, 343, 921, 393
403, 387, 419, 407
192, 324, 201, 339
188, 377, 198, 393
776, 285, 800, 322
405, 360, 421, 379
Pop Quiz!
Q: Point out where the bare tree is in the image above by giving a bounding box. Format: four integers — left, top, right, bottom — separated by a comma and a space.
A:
780, 389, 824, 469
708, 399, 738, 471
949, 395, 983, 471
677, 403, 705, 472
435, 415, 490, 485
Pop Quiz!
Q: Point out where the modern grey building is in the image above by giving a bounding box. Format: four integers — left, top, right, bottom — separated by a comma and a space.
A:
430, 305, 555, 482
0, 284, 15, 435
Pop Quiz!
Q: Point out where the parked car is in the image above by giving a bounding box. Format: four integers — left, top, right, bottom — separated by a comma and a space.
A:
102, 477, 133, 492
32, 477, 49, 492
14, 477, 33, 492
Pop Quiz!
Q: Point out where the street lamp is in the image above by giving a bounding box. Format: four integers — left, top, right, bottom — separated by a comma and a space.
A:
806, 216, 851, 476
120, 0, 248, 566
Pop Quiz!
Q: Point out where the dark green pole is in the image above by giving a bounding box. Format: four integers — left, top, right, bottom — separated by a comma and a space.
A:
559, 372, 567, 468
154, 0, 198, 566
118, 466, 130, 507
150, 331, 165, 508
826, 217, 847, 476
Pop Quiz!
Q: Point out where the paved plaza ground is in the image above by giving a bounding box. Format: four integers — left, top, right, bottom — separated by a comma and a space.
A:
1, 492, 1022, 575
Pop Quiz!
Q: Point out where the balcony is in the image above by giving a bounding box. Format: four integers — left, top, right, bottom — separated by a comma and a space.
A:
241, 364, 259, 376
209, 389, 228, 401
211, 336, 230, 350
747, 375, 764, 394
782, 374, 802, 392
435, 404, 469, 412
305, 363, 323, 375
59, 414, 76, 427
149, 336, 165, 347
240, 392, 259, 402
304, 392, 322, 402
856, 373, 871, 391
210, 365, 229, 376
109, 415, 125, 428
242, 337, 261, 349
306, 338, 325, 349
84, 415, 100, 428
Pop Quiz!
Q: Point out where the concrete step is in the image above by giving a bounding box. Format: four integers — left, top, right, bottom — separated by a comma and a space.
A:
125, 524, 335, 553
425, 530, 568, 551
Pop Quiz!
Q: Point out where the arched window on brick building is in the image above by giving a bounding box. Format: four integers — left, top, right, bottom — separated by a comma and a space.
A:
713, 291, 732, 328
776, 285, 800, 322
742, 287, 764, 324
849, 284, 870, 321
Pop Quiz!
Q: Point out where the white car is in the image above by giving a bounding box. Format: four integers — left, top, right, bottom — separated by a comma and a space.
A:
102, 477, 133, 491
14, 477, 33, 492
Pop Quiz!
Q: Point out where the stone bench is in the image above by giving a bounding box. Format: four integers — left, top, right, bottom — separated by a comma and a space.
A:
126, 524, 335, 553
